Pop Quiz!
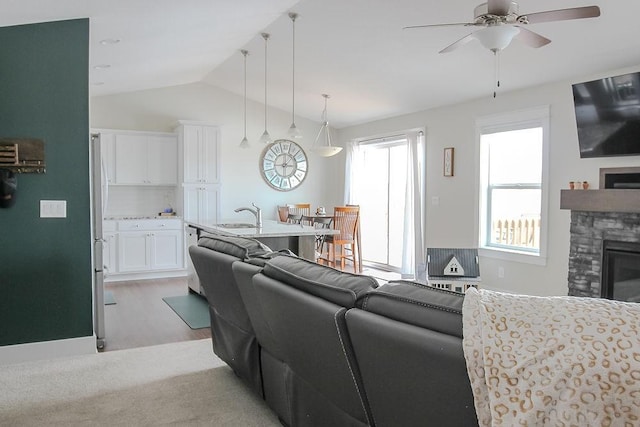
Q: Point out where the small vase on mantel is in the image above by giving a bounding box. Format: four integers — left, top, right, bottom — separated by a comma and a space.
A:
582, 181, 590, 190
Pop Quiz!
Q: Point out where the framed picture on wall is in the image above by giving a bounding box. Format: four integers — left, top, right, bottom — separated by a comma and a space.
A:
444, 147, 454, 177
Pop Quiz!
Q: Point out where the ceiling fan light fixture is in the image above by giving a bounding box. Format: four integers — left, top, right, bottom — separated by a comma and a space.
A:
474, 25, 519, 51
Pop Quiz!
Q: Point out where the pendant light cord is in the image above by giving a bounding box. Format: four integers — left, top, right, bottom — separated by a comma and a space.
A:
291, 14, 296, 122
242, 50, 248, 138
493, 49, 500, 98
262, 33, 269, 133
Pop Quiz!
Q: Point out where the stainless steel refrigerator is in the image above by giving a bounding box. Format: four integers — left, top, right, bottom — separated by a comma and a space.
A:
91, 132, 107, 349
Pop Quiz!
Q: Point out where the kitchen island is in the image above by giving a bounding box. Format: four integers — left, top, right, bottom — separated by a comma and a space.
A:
185, 219, 338, 261
185, 219, 339, 295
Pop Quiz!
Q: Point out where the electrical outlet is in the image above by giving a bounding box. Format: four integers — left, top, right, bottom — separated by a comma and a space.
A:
40, 200, 67, 218
498, 266, 505, 279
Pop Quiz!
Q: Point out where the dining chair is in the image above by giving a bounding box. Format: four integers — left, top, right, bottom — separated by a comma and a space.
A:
320, 206, 360, 273
300, 215, 315, 226
287, 213, 303, 224
288, 203, 311, 217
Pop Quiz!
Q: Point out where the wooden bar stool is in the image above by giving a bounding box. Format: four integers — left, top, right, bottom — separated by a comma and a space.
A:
321, 206, 360, 273
347, 204, 363, 273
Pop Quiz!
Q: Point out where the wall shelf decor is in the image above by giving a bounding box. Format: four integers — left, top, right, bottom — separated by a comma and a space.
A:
0, 138, 45, 173
444, 147, 454, 177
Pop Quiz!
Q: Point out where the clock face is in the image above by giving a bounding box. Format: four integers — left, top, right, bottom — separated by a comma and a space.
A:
260, 139, 308, 191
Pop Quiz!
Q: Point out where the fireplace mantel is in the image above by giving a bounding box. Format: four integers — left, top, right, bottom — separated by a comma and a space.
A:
560, 189, 640, 213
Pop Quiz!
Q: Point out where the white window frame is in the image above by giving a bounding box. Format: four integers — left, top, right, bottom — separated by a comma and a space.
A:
475, 106, 550, 266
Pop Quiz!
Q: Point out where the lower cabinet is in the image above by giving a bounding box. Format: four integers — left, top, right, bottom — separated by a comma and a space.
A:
118, 231, 152, 272
183, 184, 219, 224
106, 219, 184, 277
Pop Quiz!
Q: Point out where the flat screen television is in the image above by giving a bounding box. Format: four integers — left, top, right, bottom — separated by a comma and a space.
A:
572, 71, 640, 158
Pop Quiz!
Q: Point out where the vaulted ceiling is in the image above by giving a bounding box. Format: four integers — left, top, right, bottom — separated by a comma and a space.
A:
3, 0, 639, 128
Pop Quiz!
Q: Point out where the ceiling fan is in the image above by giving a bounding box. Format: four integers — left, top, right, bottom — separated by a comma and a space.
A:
404, 0, 601, 54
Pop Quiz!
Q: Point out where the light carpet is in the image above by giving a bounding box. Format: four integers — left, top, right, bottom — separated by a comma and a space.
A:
0, 339, 280, 426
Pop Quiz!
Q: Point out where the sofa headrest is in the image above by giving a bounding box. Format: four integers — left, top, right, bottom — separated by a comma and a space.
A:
262, 255, 378, 308
198, 233, 271, 261
244, 249, 296, 267
359, 280, 464, 338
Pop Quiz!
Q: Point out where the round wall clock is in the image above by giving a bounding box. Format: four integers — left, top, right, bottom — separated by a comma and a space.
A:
260, 139, 308, 191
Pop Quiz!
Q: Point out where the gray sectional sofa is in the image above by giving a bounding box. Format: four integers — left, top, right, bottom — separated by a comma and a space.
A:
189, 233, 477, 427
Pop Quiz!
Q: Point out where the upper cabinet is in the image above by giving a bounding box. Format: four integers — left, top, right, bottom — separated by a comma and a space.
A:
94, 129, 178, 186
176, 121, 220, 184
114, 133, 178, 185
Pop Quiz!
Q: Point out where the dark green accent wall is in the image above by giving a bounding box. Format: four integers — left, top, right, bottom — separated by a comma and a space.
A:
0, 19, 91, 346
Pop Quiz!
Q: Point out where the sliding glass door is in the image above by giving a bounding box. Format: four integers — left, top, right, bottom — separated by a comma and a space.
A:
358, 140, 407, 270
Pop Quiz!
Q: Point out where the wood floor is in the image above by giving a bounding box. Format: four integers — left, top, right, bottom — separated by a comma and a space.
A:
103, 277, 210, 352
101, 266, 399, 353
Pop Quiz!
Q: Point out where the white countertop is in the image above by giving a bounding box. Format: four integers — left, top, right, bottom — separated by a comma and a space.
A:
186, 219, 337, 238
104, 215, 182, 221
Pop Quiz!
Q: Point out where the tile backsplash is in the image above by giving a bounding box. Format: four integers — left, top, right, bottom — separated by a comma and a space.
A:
105, 186, 176, 218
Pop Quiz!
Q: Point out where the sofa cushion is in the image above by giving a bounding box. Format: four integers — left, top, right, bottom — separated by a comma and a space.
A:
359, 280, 464, 338
198, 233, 271, 260
262, 255, 378, 308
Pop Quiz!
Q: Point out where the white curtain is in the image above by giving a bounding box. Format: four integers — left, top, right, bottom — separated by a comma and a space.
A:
401, 131, 426, 281
344, 132, 425, 281
344, 140, 363, 205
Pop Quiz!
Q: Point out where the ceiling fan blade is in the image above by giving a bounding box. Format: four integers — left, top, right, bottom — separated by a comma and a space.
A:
521, 6, 600, 24
439, 33, 476, 54
403, 22, 478, 30
514, 26, 551, 48
487, 0, 512, 16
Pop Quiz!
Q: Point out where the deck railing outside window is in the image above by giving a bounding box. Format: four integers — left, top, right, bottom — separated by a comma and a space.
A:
491, 216, 541, 250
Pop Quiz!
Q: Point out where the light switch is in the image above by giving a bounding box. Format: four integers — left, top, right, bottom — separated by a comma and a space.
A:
40, 200, 67, 218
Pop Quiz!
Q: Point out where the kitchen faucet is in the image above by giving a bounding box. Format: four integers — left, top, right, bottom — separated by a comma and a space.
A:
234, 202, 262, 228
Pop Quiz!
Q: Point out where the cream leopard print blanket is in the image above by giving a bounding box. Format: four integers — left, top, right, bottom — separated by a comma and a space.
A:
462, 287, 640, 426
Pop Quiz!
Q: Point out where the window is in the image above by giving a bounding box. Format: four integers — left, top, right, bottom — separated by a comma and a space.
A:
477, 107, 549, 264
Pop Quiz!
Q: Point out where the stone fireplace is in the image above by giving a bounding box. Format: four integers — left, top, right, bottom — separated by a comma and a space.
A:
562, 167, 640, 300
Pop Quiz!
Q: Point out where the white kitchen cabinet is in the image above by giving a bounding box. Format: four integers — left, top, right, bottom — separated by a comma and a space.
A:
113, 219, 184, 275
151, 230, 184, 270
176, 121, 220, 184
183, 184, 220, 224
113, 132, 178, 185
118, 231, 151, 272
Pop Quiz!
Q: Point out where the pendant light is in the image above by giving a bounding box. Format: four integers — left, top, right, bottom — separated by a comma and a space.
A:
311, 94, 343, 157
286, 12, 302, 139
259, 33, 272, 144
239, 49, 250, 148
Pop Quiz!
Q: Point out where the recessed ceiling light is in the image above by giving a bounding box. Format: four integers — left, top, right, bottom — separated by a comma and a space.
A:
93, 64, 111, 70
99, 38, 120, 45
